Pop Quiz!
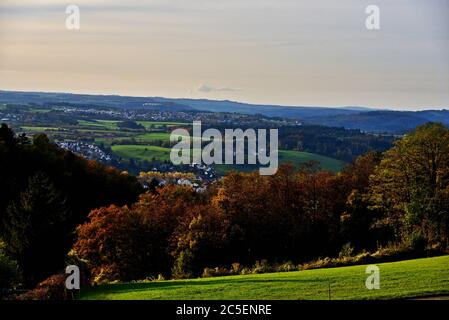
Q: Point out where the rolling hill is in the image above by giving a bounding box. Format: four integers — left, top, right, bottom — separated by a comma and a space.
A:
1, 90, 448, 134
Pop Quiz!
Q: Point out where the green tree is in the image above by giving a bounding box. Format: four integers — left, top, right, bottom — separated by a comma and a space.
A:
370, 123, 449, 246
4, 173, 70, 285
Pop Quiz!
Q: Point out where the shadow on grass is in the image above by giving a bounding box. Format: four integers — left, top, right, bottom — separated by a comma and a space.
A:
83, 278, 329, 295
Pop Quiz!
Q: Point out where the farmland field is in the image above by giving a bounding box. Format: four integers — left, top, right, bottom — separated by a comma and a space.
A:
20, 126, 62, 132
136, 121, 189, 130
112, 145, 173, 162
77, 119, 120, 129
278, 150, 344, 172
14, 121, 346, 174
135, 132, 172, 142
79, 255, 449, 300
110, 144, 344, 173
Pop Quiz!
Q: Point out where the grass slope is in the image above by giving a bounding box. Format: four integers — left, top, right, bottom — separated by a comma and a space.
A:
80, 256, 449, 300
110, 145, 344, 173
112, 145, 172, 162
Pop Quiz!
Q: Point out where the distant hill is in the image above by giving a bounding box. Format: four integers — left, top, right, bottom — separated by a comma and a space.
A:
307, 110, 449, 133
0, 90, 370, 119
0, 90, 193, 112
152, 97, 369, 119
1, 90, 448, 133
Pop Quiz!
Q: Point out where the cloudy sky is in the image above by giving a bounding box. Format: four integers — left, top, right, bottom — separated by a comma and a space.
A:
0, 0, 448, 110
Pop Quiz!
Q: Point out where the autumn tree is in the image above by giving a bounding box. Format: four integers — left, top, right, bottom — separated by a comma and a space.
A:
370, 123, 449, 246
74, 185, 204, 282
336, 152, 384, 250
171, 205, 228, 278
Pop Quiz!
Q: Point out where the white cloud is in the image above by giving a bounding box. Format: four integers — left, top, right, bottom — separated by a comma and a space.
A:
197, 84, 242, 93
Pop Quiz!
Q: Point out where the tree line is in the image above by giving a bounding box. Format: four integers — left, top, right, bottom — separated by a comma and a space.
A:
0, 124, 142, 287
75, 123, 449, 281
1, 122, 448, 291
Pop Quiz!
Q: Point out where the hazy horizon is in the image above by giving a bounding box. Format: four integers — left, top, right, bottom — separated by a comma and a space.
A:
4, 87, 449, 112
1, 0, 448, 111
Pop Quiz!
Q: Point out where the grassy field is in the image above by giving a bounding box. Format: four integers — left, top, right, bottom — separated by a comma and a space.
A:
136, 121, 189, 130
278, 150, 344, 172
110, 144, 344, 173
20, 126, 62, 132
80, 255, 449, 300
134, 132, 206, 143
112, 145, 172, 162
135, 132, 172, 142
77, 119, 120, 129
18, 122, 344, 173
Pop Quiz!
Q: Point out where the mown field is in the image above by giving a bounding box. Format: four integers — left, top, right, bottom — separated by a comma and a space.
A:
80, 256, 449, 300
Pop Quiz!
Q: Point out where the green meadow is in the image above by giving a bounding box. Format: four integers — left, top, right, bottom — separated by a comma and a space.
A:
136, 121, 189, 130
112, 145, 173, 162
80, 255, 449, 300
77, 119, 120, 129
111, 144, 344, 173
19, 121, 344, 173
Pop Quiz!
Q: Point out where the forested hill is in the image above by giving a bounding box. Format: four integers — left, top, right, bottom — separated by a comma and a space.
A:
1, 90, 448, 133
307, 110, 449, 133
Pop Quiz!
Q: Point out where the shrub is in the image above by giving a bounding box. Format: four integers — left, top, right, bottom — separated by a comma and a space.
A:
338, 243, 354, 258
201, 266, 231, 278
201, 267, 213, 278
92, 265, 121, 285
17, 274, 70, 300
409, 232, 427, 252
65, 249, 91, 286
252, 260, 273, 274
0, 250, 21, 298
231, 263, 241, 274
172, 250, 194, 279
275, 261, 297, 273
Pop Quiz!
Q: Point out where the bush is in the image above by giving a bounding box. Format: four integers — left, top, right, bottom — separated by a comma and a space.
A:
65, 249, 91, 286
275, 261, 297, 273
252, 260, 273, 274
0, 250, 21, 298
300, 242, 446, 271
17, 274, 70, 300
172, 250, 194, 279
201, 266, 231, 278
409, 232, 427, 252
338, 243, 354, 258
231, 263, 241, 274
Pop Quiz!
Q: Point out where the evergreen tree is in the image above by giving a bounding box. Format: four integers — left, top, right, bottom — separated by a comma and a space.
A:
4, 172, 70, 285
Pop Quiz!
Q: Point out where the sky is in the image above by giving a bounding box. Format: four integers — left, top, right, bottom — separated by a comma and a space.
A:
0, 0, 448, 110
